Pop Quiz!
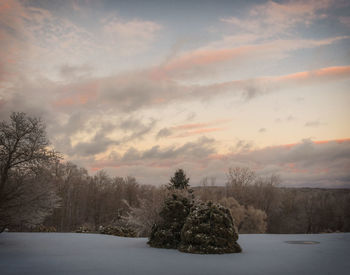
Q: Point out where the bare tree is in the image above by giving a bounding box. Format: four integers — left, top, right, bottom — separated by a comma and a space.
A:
219, 197, 267, 233
125, 186, 168, 236
0, 112, 60, 231
225, 167, 256, 204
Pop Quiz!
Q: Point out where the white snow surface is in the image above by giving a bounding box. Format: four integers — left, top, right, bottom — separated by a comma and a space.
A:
0, 232, 349, 275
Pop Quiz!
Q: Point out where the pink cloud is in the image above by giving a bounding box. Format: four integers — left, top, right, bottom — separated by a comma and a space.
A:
266, 138, 350, 150
151, 37, 347, 80
162, 47, 250, 73
275, 66, 350, 82
53, 81, 99, 108
49, 63, 350, 115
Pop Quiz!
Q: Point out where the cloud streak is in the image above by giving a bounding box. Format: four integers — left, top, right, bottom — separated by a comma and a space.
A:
49, 65, 350, 115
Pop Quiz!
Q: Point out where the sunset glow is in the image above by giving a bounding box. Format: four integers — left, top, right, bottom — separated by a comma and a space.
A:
1, 0, 349, 187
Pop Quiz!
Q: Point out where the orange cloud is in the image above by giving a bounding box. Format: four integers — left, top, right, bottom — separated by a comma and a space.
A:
275, 66, 350, 82
163, 47, 251, 73
0, 2, 11, 12
314, 138, 350, 144
270, 138, 350, 150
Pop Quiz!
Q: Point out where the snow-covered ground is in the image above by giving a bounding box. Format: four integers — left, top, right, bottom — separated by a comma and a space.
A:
0, 233, 349, 275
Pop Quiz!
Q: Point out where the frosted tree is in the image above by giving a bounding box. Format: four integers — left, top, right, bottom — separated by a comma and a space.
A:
148, 193, 192, 248
0, 112, 60, 232
179, 201, 242, 254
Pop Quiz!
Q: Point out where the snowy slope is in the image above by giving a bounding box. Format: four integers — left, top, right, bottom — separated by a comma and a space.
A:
0, 232, 349, 275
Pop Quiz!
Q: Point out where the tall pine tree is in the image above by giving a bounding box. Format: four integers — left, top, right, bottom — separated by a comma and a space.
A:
168, 169, 189, 189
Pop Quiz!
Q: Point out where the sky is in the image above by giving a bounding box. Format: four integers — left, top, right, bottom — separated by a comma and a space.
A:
0, 0, 349, 187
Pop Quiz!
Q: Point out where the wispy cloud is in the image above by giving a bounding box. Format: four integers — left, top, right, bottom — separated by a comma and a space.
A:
221, 0, 332, 39
305, 120, 326, 127
102, 17, 162, 55
151, 36, 348, 80
156, 119, 230, 139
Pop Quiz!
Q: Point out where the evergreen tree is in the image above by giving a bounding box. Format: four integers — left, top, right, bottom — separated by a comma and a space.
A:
179, 201, 242, 254
168, 169, 190, 190
148, 193, 192, 248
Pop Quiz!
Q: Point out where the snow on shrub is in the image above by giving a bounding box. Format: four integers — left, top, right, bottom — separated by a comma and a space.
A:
99, 225, 136, 237
178, 201, 242, 254
148, 193, 192, 248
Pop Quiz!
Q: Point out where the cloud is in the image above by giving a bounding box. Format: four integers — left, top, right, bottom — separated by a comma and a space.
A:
156, 120, 230, 139
58, 116, 157, 157
274, 66, 350, 82
0, 0, 164, 85
102, 17, 162, 55
173, 123, 212, 130
53, 81, 99, 108
219, 138, 350, 188
120, 118, 157, 143
221, 0, 332, 39
1, 0, 349, 189
115, 136, 217, 163
258, 128, 266, 133
89, 139, 350, 187
235, 140, 254, 152
304, 120, 325, 127
152, 36, 348, 80
0, 0, 28, 82
143, 0, 343, 81
186, 112, 196, 121
339, 16, 350, 27
156, 128, 173, 139
175, 128, 224, 138
287, 115, 296, 121
59, 64, 93, 80
276, 115, 297, 123
73, 131, 119, 157
3, 64, 348, 127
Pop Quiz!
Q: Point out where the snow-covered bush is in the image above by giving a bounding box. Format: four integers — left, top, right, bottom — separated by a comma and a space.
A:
178, 201, 242, 254
148, 193, 192, 248
99, 225, 136, 237
31, 225, 57, 232
76, 225, 93, 233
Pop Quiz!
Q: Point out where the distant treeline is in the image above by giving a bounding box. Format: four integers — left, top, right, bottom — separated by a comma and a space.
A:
195, 185, 350, 234
37, 164, 350, 234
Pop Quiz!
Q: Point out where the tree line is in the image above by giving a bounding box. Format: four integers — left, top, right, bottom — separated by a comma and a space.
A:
195, 167, 350, 234
1, 112, 349, 234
